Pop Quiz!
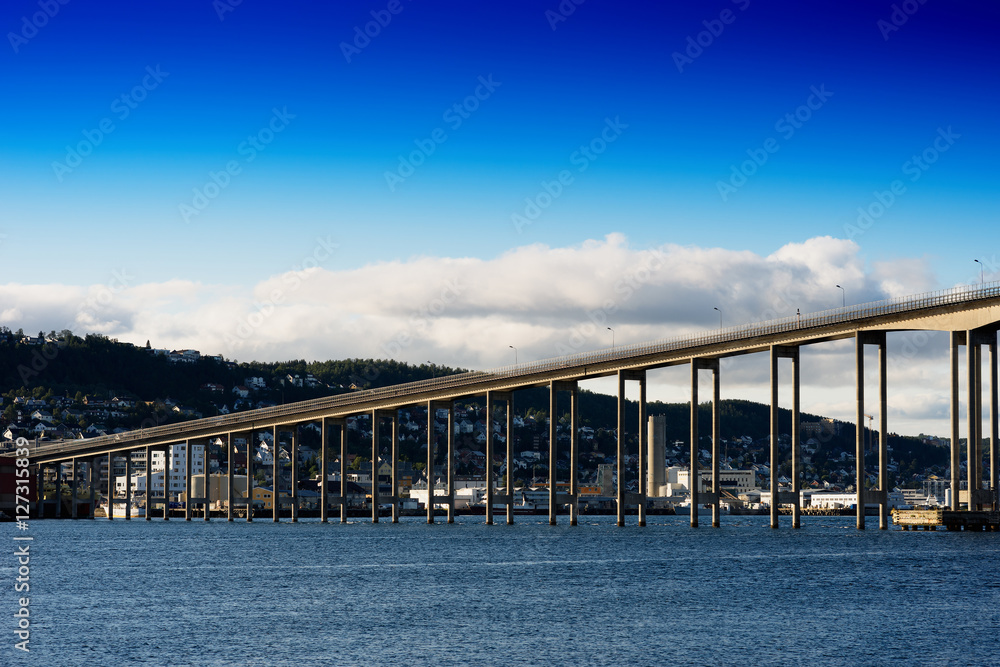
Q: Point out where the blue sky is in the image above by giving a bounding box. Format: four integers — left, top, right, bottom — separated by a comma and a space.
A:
2, 0, 999, 432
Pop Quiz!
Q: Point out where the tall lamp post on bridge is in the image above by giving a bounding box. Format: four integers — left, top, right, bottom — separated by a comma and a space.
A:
508, 346, 517, 364
607, 327, 614, 348
975, 259, 984, 285
713, 307, 722, 328
836, 284, 845, 308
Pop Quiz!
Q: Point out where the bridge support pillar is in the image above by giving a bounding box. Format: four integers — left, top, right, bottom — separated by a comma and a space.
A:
692, 360, 720, 527
855, 332, 888, 530
204, 440, 212, 521
163, 446, 171, 521
951, 333, 962, 510
391, 411, 399, 523
770, 347, 800, 529
320, 421, 328, 523
339, 420, 348, 523
145, 446, 152, 521
185, 440, 193, 521
273, 428, 281, 522
371, 413, 380, 524
290, 428, 298, 523
125, 452, 132, 520
615, 370, 646, 527
447, 402, 455, 524
878, 336, 889, 530
548, 381, 580, 526
70, 459, 79, 519
106, 455, 114, 521
89, 457, 97, 520
246, 431, 254, 522
227, 434, 234, 522
570, 383, 580, 527
991, 337, 999, 511
485, 392, 498, 525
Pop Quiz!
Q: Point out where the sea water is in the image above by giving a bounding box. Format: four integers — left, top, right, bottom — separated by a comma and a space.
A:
4, 515, 999, 666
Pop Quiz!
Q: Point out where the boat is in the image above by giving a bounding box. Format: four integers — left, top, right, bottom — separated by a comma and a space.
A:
108, 501, 145, 519
673, 501, 719, 516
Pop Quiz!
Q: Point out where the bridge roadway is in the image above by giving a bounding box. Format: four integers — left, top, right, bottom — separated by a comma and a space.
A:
20, 282, 1000, 529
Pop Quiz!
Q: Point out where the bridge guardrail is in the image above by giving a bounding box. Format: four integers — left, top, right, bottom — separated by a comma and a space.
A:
26, 281, 1000, 458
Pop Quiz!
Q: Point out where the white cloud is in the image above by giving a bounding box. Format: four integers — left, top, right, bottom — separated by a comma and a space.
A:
0, 234, 972, 436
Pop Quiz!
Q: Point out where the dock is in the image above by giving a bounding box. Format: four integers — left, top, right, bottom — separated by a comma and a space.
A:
892, 509, 1000, 531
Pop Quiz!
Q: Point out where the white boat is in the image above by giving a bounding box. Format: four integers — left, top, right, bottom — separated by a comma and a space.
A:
108, 501, 145, 518
673, 502, 717, 516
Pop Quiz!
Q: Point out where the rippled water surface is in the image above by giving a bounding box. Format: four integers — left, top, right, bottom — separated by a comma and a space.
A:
5, 515, 1000, 666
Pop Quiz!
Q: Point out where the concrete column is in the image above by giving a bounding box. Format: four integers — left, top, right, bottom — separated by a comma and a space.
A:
447, 402, 455, 524
618, 370, 627, 527
340, 420, 347, 523
320, 420, 328, 523
485, 392, 495, 526
145, 446, 152, 521
391, 411, 399, 524
125, 453, 132, 520
549, 381, 558, 526
185, 440, 193, 521
273, 427, 280, 522
36, 464, 44, 519
371, 412, 380, 524
71, 459, 79, 519
770, 346, 779, 529
855, 335, 866, 530
951, 332, 961, 510
638, 372, 647, 528
791, 348, 801, 529
290, 428, 298, 523
107, 455, 114, 521
991, 337, 999, 511
204, 442, 211, 521
691, 361, 700, 529
247, 429, 254, 522
227, 434, 234, 522
89, 457, 97, 520
711, 364, 719, 528
570, 384, 579, 527
505, 394, 514, 526
970, 336, 982, 509
427, 402, 435, 525
163, 447, 171, 521
879, 336, 889, 529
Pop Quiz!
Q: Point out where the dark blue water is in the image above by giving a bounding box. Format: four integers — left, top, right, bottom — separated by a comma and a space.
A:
4, 515, 999, 666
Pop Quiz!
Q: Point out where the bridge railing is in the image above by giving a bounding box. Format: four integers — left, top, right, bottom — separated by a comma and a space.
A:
26, 280, 1000, 458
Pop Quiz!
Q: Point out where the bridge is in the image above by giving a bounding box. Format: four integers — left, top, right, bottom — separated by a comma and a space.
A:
13, 282, 1000, 530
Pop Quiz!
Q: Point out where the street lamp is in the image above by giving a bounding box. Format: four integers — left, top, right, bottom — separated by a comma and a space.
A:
607, 327, 614, 348
508, 345, 517, 364
713, 307, 722, 328
836, 284, 845, 308
975, 259, 984, 285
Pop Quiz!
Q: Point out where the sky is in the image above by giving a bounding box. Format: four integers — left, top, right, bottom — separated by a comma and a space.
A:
2, 0, 999, 437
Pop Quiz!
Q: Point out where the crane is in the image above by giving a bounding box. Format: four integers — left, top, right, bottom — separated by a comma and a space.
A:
864, 414, 874, 454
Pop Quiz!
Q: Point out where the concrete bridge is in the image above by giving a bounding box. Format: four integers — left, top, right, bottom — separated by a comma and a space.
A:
16, 282, 1000, 530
